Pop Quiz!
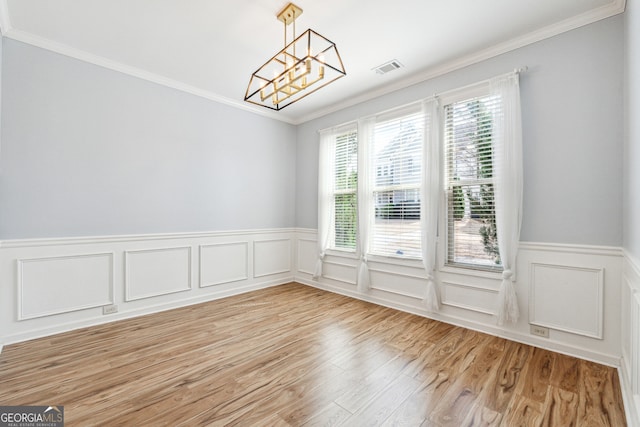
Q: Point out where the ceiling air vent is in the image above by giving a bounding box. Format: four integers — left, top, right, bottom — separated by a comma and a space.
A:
373, 60, 403, 75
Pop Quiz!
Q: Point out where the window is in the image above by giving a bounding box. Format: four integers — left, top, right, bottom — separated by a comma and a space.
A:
331, 129, 358, 251
369, 107, 424, 258
444, 93, 502, 269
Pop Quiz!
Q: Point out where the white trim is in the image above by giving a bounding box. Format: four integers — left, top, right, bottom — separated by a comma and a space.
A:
0, 228, 299, 346
295, 0, 626, 124
322, 259, 357, 285
370, 284, 422, 300
17, 252, 115, 320
624, 248, 640, 281
124, 246, 192, 301
297, 276, 622, 367
0, 227, 298, 248
198, 242, 249, 288
367, 266, 426, 281
620, 362, 640, 427
1, 28, 296, 124
441, 279, 499, 294
296, 238, 316, 276
252, 238, 292, 278
440, 281, 497, 316
0, 1, 625, 125
529, 262, 604, 339
296, 228, 318, 236
520, 241, 623, 257
322, 259, 357, 269
365, 253, 424, 269
0, 0, 11, 36
2, 277, 291, 347
622, 251, 640, 425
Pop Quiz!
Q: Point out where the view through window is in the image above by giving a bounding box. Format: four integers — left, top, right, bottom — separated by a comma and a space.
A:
444, 94, 502, 269
370, 109, 424, 258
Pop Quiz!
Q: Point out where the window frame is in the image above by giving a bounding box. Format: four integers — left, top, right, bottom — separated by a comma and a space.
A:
366, 103, 424, 260
324, 124, 359, 255
437, 83, 504, 277
318, 84, 507, 277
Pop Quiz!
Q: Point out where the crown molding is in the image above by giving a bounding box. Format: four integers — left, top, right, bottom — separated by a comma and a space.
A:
0, 0, 11, 36
0, 0, 626, 126
294, 0, 627, 124
1, 28, 296, 125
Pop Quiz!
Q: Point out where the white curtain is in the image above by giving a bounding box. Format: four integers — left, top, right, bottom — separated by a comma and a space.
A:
421, 97, 441, 312
356, 118, 375, 292
491, 73, 523, 325
313, 129, 336, 280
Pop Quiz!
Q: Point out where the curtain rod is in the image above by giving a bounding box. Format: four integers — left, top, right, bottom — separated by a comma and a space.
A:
432, 66, 528, 101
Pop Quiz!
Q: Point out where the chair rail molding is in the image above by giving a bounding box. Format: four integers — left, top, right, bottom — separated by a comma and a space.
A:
0, 228, 296, 346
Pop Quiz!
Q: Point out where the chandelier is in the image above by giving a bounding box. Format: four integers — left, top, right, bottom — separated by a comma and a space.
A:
244, 3, 346, 111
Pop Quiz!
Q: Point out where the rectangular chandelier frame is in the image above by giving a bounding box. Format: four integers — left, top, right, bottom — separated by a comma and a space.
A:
245, 28, 346, 111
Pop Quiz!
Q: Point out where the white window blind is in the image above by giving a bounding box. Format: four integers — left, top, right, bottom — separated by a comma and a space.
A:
444, 94, 502, 269
332, 129, 358, 250
370, 106, 424, 258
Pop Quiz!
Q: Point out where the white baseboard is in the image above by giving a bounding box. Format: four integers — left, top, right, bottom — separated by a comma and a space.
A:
295, 276, 621, 367
620, 357, 640, 427
294, 231, 624, 367
2, 277, 292, 347
0, 228, 629, 371
0, 228, 297, 346
621, 250, 640, 426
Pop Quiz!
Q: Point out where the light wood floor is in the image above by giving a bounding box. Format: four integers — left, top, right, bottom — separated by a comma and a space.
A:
0, 282, 626, 426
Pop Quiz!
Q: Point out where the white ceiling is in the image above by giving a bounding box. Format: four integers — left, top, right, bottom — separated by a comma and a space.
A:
0, 0, 626, 124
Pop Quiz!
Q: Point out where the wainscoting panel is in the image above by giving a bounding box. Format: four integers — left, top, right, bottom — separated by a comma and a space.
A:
199, 242, 248, 287
529, 262, 604, 339
369, 267, 424, 300
296, 238, 317, 276
17, 253, 113, 320
1, 230, 626, 374
297, 232, 623, 366
632, 291, 640, 399
323, 259, 357, 285
622, 252, 640, 426
125, 247, 192, 301
253, 239, 291, 278
440, 281, 497, 315
0, 229, 296, 346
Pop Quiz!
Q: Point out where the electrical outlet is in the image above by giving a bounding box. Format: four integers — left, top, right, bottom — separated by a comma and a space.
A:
530, 324, 549, 338
102, 305, 118, 315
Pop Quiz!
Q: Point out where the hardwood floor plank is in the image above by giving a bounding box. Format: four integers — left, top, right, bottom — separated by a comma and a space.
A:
301, 402, 352, 427
335, 355, 413, 413
0, 282, 626, 426
515, 346, 555, 404
481, 340, 532, 414
460, 403, 503, 427
380, 370, 453, 426
345, 374, 422, 427
500, 393, 547, 427
428, 335, 505, 426
576, 360, 627, 427
550, 353, 580, 394
541, 386, 579, 427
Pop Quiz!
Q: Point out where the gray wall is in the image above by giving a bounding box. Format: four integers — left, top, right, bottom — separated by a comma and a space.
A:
0, 39, 297, 239
624, 1, 640, 260
296, 15, 624, 247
